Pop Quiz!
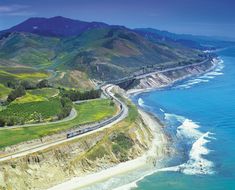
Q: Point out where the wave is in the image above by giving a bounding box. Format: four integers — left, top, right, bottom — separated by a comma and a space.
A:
165, 113, 215, 175
178, 132, 215, 175
174, 58, 224, 89
110, 113, 215, 190
159, 108, 165, 113
137, 98, 144, 107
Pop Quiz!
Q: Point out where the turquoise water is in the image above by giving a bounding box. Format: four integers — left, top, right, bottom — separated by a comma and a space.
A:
133, 47, 235, 190
81, 47, 235, 190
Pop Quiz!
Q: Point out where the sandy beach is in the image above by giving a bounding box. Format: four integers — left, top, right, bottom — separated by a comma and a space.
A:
47, 58, 220, 190
48, 109, 169, 190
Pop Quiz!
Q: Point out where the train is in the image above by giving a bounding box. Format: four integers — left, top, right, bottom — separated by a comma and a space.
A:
67, 101, 124, 139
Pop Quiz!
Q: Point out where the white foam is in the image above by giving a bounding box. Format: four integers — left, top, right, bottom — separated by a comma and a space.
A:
112, 181, 138, 190
90, 113, 215, 190
165, 113, 215, 175
164, 113, 185, 123
178, 132, 215, 175
111, 128, 215, 189
159, 108, 165, 113
174, 58, 224, 89
176, 119, 202, 139
138, 98, 144, 107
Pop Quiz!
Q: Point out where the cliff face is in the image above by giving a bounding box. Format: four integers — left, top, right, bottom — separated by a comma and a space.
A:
0, 102, 154, 190
129, 60, 215, 91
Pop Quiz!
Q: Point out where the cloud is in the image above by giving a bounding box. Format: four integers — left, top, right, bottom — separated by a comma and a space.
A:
0, 4, 35, 16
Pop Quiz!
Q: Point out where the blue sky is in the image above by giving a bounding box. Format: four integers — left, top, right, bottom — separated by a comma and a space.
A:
0, 0, 234, 39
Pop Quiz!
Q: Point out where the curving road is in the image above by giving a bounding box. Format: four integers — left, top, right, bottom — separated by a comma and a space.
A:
108, 58, 210, 85
135, 58, 210, 79
0, 108, 77, 131
0, 84, 128, 162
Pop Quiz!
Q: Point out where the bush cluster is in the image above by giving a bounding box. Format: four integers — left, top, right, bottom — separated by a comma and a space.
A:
57, 97, 73, 120
7, 85, 26, 103
0, 116, 25, 127
6, 79, 51, 90
60, 88, 101, 101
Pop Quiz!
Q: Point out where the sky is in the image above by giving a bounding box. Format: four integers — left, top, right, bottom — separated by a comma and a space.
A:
0, 0, 235, 39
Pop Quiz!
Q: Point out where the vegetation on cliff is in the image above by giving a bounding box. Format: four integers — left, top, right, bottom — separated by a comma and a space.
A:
0, 98, 153, 190
0, 99, 117, 149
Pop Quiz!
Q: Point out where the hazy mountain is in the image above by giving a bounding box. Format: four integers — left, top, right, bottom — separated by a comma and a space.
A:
2, 16, 109, 37
135, 28, 235, 49
0, 17, 203, 80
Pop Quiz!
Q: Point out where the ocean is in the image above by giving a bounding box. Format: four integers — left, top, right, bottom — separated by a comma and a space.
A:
82, 47, 235, 190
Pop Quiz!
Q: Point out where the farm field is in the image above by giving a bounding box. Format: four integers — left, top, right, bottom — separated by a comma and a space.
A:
0, 98, 63, 124
0, 99, 117, 149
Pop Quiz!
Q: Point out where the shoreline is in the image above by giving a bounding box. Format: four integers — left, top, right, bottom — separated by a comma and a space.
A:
49, 109, 169, 190
127, 57, 221, 96
48, 58, 220, 190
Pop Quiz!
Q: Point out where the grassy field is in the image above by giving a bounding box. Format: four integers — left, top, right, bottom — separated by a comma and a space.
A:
28, 88, 59, 98
0, 67, 50, 86
0, 84, 11, 100
0, 98, 62, 124
13, 93, 48, 104
0, 99, 117, 149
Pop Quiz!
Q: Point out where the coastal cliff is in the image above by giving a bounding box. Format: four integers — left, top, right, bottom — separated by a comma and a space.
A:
0, 58, 217, 190
127, 59, 216, 93
0, 95, 168, 190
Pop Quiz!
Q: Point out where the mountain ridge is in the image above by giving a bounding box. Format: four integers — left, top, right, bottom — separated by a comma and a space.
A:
2, 16, 111, 37
0, 16, 205, 81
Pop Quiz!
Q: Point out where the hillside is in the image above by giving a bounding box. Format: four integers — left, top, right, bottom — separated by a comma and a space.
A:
0, 16, 204, 81
0, 32, 59, 67
2, 16, 109, 37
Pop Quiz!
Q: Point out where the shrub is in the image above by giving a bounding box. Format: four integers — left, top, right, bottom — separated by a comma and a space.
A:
6, 80, 19, 89
60, 89, 101, 101
37, 79, 50, 88
111, 133, 134, 161
6, 117, 15, 126
0, 117, 5, 127
57, 97, 72, 120
20, 80, 36, 90
7, 85, 26, 103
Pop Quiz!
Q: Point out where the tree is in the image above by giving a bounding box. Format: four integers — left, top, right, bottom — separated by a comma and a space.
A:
7, 85, 26, 103
6, 80, 18, 89
0, 117, 5, 127
57, 97, 72, 120
37, 79, 50, 88
60, 88, 101, 101
20, 80, 36, 90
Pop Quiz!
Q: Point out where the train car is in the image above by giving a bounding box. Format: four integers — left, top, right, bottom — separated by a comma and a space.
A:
67, 129, 83, 138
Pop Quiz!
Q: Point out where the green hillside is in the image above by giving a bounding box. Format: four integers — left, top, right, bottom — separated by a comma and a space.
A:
0, 33, 59, 68
0, 84, 11, 100
0, 28, 203, 81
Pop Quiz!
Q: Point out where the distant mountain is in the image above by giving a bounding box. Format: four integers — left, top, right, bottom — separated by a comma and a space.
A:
0, 17, 204, 81
2, 16, 109, 37
135, 28, 235, 49
134, 28, 207, 50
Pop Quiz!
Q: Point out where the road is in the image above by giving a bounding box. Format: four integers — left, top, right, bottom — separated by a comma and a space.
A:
0, 84, 128, 162
135, 58, 210, 79
109, 58, 210, 85
0, 108, 77, 130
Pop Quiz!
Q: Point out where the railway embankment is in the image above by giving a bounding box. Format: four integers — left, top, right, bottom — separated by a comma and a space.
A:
0, 88, 166, 190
